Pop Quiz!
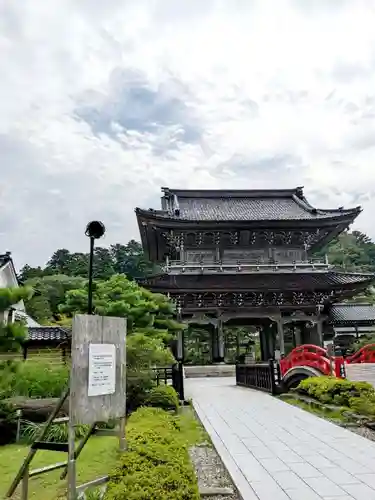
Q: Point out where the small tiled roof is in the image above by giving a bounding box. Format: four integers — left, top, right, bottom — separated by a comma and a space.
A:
26, 326, 71, 343
0, 252, 12, 269
136, 187, 361, 222
330, 303, 375, 324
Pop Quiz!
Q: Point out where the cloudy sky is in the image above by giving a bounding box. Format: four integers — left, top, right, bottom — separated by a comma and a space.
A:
1, 0, 375, 269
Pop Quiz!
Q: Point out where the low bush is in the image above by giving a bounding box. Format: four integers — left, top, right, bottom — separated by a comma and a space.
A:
21, 420, 89, 444
145, 385, 179, 411
105, 407, 200, 500
0, 361, 69, 399
126, 370, 156, 414
295, 377, 375, 417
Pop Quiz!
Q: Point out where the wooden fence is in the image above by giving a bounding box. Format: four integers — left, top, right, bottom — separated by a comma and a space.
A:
0, 348, 69, 366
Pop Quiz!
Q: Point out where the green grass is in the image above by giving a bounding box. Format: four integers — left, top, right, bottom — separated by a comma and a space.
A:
0, 409, 207, 500
281, 395, 350, 423
0, 436, 119, 499
177, 406, 209, 447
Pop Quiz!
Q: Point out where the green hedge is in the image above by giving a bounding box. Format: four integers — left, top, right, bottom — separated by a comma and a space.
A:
145, 385, 179, 411
295, 377, 375, 417
105, 407, 200, 500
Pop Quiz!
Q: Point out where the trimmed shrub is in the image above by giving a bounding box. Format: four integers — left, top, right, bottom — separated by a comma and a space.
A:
145, 385, 179, 411
295, 376, 375, 416
105, 407, 200, 500
126, 370, 156, 414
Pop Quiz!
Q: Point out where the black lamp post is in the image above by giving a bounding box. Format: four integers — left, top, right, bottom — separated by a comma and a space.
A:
85, 221, 105, 315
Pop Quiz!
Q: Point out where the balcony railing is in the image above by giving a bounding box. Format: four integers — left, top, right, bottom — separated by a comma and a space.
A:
163, 257, 331, 274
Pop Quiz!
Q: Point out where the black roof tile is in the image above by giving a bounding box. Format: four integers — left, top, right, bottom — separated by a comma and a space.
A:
140, 271, 375, 291
330, 303, 375, 323
26, 326, 71, 343
136, 187, 361, 222
173, 197, 346, 221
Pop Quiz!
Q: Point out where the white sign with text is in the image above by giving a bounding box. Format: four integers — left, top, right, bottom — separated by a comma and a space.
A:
88, 343, 116, 397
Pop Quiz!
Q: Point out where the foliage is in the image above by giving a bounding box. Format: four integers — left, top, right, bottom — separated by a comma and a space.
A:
295, 376, 375, 417
0, 286, 31, 358
0, 400, 16, 421
19, 240, 156, 282
0, 361, 69, 399
105, 407, 200, 500
184, 325, 258, 365
0, 400, 17, 446
0, 286, 32, 312
60, 274, 181, 334
127, 334, 174, 369
317, 230, 375, 273
145, 385, 180, 411
0, 322, 27, 353
21, 420, 89, 444
23, 274, 85, 324
126, 335, 174, 413
126, 371, 156, 414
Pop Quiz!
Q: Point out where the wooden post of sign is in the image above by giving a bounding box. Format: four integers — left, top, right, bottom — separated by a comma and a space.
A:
68, 314, 127, 499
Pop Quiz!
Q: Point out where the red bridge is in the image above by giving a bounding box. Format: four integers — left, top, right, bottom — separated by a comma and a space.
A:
279, 343, 375, 389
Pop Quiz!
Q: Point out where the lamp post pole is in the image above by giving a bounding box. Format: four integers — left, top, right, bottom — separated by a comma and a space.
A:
85, 221, 105, 315
87, 236, 95, 315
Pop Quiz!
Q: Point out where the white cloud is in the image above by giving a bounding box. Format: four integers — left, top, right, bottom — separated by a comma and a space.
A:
1, 0, 375, 268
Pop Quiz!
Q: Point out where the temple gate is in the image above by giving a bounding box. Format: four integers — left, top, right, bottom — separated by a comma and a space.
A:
136, 187, 374, 366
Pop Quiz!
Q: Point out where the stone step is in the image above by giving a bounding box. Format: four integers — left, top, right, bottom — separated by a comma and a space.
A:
199, 486, 234, 497
184, 365, 235, 378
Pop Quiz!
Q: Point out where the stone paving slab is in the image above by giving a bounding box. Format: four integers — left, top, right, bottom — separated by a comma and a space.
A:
186, 377, 375, 500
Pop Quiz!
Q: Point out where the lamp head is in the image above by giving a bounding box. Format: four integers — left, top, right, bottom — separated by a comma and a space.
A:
85, 221, 105, 239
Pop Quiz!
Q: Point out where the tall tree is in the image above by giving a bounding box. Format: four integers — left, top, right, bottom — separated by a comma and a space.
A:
24, 275, 85, 324
59, 274, 182, 338
45, 249, 72, 274
110, 241, 155, 278
18, 265, 47, 282
93, 247, 115, 280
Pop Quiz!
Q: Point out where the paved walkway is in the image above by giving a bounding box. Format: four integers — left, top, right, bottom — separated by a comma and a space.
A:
186, 377, 375, 500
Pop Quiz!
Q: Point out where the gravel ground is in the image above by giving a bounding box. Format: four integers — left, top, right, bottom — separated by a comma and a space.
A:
189, 443, 240, 500
347, 424, 375, 441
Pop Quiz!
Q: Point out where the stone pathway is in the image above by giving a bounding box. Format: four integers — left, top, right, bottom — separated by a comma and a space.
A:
186, 377, 375, 500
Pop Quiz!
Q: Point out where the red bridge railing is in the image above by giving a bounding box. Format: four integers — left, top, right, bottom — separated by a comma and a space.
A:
280, 343, 375, 381
280, 344, 332, 377
345, 344, 375, 364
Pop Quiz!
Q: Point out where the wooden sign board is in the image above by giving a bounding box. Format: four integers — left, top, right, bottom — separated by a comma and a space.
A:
70, 314, 126, 425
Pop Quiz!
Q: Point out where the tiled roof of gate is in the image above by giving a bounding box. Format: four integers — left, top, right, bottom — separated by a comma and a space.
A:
330, 303, 375, 323
136, 187, 361, 222
142, 271, 375, 290
172, 197, 353, 221
26, 326, 71, 343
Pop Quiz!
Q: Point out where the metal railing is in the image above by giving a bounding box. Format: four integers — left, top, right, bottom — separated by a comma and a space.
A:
151, 364, 184, 400
152, 366, 173, 385
236, 360, 278, 394
164, 257, 331, 274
